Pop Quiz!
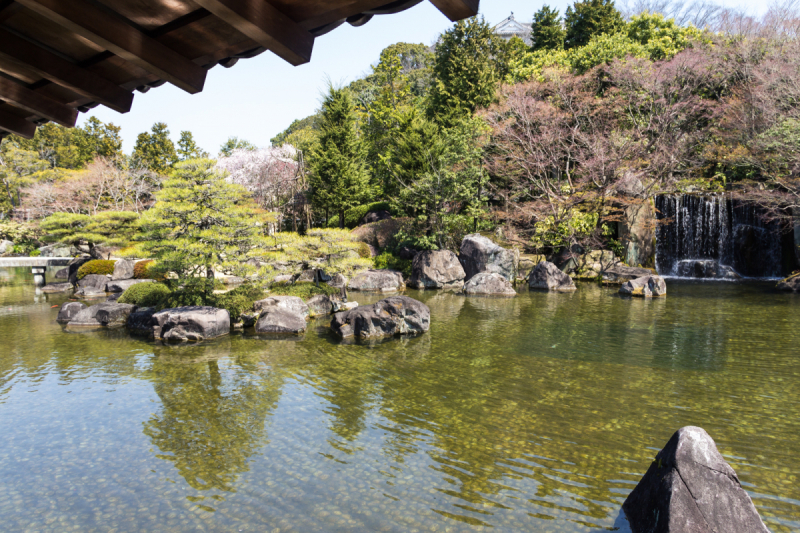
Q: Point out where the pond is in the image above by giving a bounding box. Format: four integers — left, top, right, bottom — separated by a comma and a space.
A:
1, 267, 799, 532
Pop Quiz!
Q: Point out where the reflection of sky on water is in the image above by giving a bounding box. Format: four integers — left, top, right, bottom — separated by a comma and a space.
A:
0, 267, 798, 532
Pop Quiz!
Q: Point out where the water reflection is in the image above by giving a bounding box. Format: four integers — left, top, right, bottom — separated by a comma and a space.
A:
0, 268, 799, 532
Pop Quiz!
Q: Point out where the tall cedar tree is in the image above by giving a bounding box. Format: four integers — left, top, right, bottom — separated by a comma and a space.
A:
310, 85, 370, 228
177, 131, 208, 160
564, 0, 624, 49
133, 122, 177, 175
428, 17, 499, 126
135, 159, 266, 285
531, 6, 566, 51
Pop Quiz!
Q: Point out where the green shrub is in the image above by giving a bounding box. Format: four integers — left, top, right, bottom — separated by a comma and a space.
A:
356, 241, 372, 258
76, 259, 115, 280
0, 221, 40, 247
133, 259, 166, 281
327, 201, 392, 229
211, 284, 267, 323
118, 282, 171, 307
269, 282, 340, 300
373, 252, 412, 278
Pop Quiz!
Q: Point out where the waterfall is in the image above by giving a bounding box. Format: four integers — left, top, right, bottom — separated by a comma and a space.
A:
655, 194, 789, 278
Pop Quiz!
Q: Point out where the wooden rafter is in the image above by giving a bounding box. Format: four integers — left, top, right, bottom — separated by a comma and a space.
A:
0, 107, 35, 137
193, 0, 314, 66
428, 0, 479, 21
16, 0, 207, 94
0, 77, 77, 126
0, 29, 133, 113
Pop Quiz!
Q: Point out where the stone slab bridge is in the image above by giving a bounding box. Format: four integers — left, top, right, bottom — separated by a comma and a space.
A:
0, 257, 71, 286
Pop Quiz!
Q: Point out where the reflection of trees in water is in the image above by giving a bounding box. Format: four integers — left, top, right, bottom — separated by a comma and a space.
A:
143, 342, 284, 493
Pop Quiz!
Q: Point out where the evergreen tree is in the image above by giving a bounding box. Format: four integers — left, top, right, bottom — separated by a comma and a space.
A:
177, 131, 208, 160
219, 137, 256, 157
531, 6, 566, 51
75, 117, 123, 164
135, 159, 266, 285
428, 17, 500, 126
564, 0, 624, 49
132, 122, 177, 174
309, 85, 371, 228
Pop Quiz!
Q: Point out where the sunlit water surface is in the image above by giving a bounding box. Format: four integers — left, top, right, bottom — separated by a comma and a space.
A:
1, 267, 799, 533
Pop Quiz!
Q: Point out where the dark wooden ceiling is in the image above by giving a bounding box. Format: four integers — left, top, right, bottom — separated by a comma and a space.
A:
0, 0, 479, 139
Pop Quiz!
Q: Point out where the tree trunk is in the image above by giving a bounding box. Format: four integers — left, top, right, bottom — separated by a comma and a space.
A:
339, 209, 345, 229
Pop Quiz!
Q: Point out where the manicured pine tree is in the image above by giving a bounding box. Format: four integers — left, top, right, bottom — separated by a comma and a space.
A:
428, 17, 499, 126
564, 0, 625, 49
309, 85, 371, 228
531, 6, 566, 51
135, 159, 267, 287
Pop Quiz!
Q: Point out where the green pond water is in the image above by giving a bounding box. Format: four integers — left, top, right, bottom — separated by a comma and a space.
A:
1, 267, 799, 533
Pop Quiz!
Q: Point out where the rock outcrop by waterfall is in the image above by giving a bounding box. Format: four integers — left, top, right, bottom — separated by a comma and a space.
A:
655, 194, 796, 278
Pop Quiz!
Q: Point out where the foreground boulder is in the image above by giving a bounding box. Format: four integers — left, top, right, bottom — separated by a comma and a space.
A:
255, 308, 307, 335
459, 234, 517, 281
348, 269, 405, 292
77, 274, 109, 291
623, 426, 769, 533
54, 267, 68, 279
152, 306, 230, 342
106, 279, 153, 293
331, 296, 429, 339
57, 302, 86, 324
111, 259, 134, 281
620, 275, 667, 297
777, 273, 800, 292
67, 302, 137, 328
408, 250, 466, 290
326, 273, 348, 289
528, 261, 577, 292
307, 294, 333, 317
254, 296, 310, 319
463, 272, 516, 297
126, 307, 157, 338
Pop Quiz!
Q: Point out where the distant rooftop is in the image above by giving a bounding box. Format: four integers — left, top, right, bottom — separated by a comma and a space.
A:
493, 12, 532, 46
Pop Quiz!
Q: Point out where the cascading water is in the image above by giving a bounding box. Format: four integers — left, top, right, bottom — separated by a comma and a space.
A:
655, 194, 790, 278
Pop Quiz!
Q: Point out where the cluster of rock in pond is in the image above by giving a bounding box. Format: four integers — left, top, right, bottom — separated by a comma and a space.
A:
52, 233, 674, 343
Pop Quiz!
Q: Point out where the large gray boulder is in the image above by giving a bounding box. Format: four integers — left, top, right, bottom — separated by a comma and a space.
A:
463, 272, 516, 297
408, 250, 466, 290
347, 269, 405, 292
106, 279, 153, 293
778, 273, 800, 292
255, 308, 307, 335
459, 234, 517, 282
152, 306, 230, 342
67, 302, 136, 327
39, 244, 74, 258
327, 273, 348, 289
528, 261, 577, 292
77, 274, 108, 291
254, 296, 309, 319
54, 267, 68, 279
620, 275, 667, 297
623, 426, 769, 533
57, 302, 86, 324
0, 239, 13, 255
111, 259, 134, 281
41, 282, 73, 294
307, 294, 333, 317
331, 295, 430, 339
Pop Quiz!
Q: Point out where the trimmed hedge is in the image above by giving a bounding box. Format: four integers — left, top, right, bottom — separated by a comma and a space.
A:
133, 260, 165, 281
327, 201, 391, 230
269, 282, 340, 300
118, 282, 171, 307
76, 259, 115, 280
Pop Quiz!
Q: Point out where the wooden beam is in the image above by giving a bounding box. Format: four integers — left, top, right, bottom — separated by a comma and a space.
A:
428, 0, 479, 21
16, 0, 206, 94
193, 0, 313, 66
0, 29, 133, 113
298, 0, 393, 31
0, 107, 35, 137
0, 77, 77, 126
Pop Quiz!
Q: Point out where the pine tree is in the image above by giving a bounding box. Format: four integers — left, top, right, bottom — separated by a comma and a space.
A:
177, 131, 208, 160
218, 137, 256, 157
309, 85, 371, 228
564, 0, 624, 49
531, 6, 566, 51
135, 159, 267, 286
428, 17, 499, 126
132, 122, 177, 174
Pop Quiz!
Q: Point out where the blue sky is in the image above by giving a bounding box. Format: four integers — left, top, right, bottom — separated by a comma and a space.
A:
82, 0, 767, 154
